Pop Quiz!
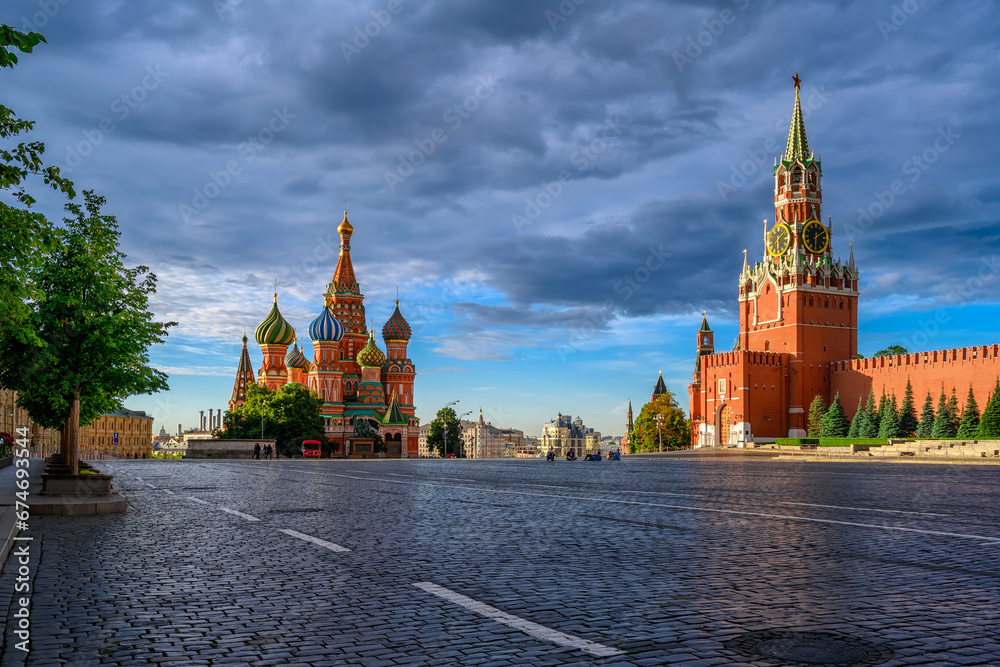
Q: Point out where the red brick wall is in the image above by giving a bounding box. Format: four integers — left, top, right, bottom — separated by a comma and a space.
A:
831, 345, 1000, 417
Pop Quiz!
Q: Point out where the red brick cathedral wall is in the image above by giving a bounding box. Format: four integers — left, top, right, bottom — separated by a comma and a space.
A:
830, 345, 1000, 418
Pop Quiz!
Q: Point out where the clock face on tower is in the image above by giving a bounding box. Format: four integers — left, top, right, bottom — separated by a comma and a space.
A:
766, 223, 791, 257
801, 219, 830, 254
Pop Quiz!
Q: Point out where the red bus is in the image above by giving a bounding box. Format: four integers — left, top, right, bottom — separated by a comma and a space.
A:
302, 440, 322, 458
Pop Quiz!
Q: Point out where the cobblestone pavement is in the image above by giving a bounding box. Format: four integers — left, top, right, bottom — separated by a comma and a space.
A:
3, 458, 999, 665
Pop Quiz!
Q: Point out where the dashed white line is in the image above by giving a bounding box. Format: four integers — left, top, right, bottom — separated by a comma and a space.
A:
219, 507, 261, 522
186, 496, 210, 505
162, 489, 175, 495
279, 529, 350, 552
413, 582, 624, 658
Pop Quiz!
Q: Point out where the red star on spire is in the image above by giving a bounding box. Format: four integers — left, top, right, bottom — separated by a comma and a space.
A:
793, 72, 801, 89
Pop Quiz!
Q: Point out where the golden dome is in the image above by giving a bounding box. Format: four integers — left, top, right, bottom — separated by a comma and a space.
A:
338, 210, 354, 234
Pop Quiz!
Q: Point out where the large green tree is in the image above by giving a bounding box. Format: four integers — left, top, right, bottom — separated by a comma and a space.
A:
898, 379, 918, 437
848, 395, 865, 438
634, 391, 690, 451
426, 406, 464, 457
807, 395, 827, 438
222, 382, 325, 457
956, 385, 980, 439
1, 26, 75, 348
873, 345, 908, 358
916, 391, 935, 438
819, 393, 850, 437
0, 192, 172, 474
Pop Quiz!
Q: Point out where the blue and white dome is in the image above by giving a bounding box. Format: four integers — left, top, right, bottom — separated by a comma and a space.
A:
309, 305, 345, 342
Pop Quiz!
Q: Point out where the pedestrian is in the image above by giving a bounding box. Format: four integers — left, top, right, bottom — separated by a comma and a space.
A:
266, 444, 272, 460
253, 443, 261, 460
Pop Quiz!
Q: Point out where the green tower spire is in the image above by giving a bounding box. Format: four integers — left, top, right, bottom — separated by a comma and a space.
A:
784, 72, 810, 162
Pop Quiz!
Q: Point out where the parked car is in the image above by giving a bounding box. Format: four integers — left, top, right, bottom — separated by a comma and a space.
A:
302, 440, 322, 458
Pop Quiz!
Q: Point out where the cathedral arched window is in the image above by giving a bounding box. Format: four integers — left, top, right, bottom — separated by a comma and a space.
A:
808, 296, 813, 307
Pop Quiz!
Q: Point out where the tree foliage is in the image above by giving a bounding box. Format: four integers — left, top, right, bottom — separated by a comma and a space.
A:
819, 393, 850, 437
634, 391, 689, 451
877, 393, 901, 439
807, 395, 827, 438
848, 396, 864, 438
222, 382, 325, 457
916, 391, 935, 438
873, 345, 908, 358
427, 406, 464, 457
977, 378, 1000, 439
956, 385, 980, 439
898, 379, 918, 437
0, 193, 173, 473
858, 388, 879, 438
930, 387, 956, 439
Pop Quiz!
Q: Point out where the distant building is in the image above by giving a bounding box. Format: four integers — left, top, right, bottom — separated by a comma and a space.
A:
0, 389, 152, 458
541, 413, 599, 457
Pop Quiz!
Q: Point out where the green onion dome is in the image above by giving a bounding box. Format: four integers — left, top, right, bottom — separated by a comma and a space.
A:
255, 293, 296, 346
309, 305, 345, 342
381, 300, 411, 341
284, 340, 310, 370
356, 332, 386, 368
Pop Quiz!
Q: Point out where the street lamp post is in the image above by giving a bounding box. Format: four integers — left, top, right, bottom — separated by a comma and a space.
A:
442, 400, 459, 458
655, 412, 664, 453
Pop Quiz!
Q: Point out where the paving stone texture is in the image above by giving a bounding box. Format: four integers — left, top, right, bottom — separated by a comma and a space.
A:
2, 457, 999, 665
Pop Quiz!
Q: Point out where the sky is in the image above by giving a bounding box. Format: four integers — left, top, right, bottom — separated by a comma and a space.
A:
2, 0, 998, 438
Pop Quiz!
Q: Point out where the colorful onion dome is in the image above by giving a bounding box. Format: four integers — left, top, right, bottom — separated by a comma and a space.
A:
338, 210, 354, 235
356, 332, 386, 368
255, 293, 296, 346
309, 305, 345, 342
382, 300, 411, 341
284, 340, 310, 369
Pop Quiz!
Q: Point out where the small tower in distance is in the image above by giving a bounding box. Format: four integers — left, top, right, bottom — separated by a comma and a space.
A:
228, 332, 255, 413
651, 371, 667, 404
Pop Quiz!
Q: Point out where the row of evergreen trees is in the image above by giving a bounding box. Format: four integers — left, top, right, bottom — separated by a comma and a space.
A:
807, 378, 1000, 440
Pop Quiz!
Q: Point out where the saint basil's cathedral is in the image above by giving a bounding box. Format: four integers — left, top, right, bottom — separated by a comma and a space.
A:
686, 75, 1000, 447
228, 212, 418, 457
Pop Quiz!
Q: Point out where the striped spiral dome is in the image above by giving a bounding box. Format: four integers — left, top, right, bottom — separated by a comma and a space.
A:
255, 296, 296, 346
309, 305, 345, 342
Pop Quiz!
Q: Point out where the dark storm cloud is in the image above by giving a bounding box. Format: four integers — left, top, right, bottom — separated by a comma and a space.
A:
2, 0, 998, 343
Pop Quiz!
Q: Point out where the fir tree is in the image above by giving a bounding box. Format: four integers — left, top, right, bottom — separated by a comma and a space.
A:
876, 388, 888, 426
956, 385, 980, 439
858, 387, 880, 438
931, 387, 956, 439
877, 393, 901, 439
898, 378, 918, 437
977, 378, 1000, 439
807, 395, 827, 438
916, 391, 935, 438
820, 393, 850, 437
947, 387, 961, 435
848, 395, 865, 438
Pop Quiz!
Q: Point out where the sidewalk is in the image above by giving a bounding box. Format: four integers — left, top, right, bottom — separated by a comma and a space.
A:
0, 458, 43, 570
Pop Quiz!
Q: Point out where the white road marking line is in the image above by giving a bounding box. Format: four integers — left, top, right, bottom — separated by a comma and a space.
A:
279, 529, 350, 552
413, 582, 624, 658
186, 496, 210, 505
162, 490, 175, 495
779, 501, 948, 517
219, 507, 260, 522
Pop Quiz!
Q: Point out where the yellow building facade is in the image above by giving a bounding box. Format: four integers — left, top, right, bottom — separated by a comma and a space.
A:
0, 389, 153, 458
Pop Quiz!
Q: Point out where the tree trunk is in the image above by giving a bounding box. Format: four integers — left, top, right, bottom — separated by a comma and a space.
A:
65, 390, 80, 475
59, 422, 69, 462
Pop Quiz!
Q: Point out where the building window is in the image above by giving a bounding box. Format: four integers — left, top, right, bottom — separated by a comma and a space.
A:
764, 341, 770, 351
